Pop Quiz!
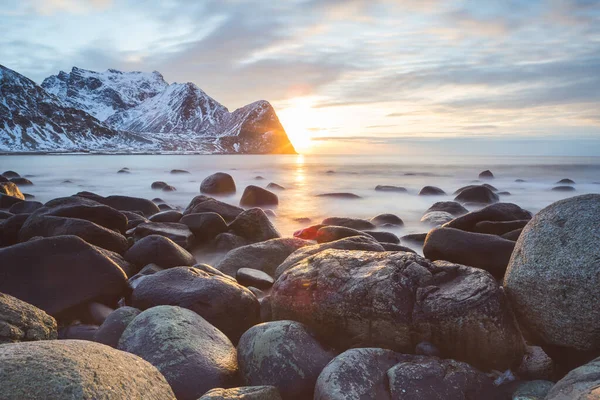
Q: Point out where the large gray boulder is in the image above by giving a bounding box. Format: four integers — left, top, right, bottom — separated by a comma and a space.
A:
272, 250, 524, 371
504, 194, 600, 361
201, 172, 237, 195
119, 306, 238, 400
314, 348, 500, 400
0, 292, 57, 343
229, 208, 280, 243
546, 356, 600, 399
131, 266, 259, 342
216, 238, 311, 278
0, 340, 175, 399
237, 321, 335, 399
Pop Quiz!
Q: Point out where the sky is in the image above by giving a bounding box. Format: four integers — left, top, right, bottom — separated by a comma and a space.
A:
1, 0, 600, 155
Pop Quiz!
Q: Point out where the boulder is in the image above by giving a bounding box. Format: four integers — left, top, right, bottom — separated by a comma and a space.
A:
238, 321, 336, 399
151, 181, 168, 190
474, 219, 529, 236
201, 172, 237, 195
0, 340, 175, 399
0, 182, 24, 199
236, 268, 275, 290
370, 213, 404, 227
423, 228, 516, 278
375, 185, 407, 192
425, 202, 468, 216
8, 200, 42, 214
517, 345, 555, 381
240, 185, 279, 208
315, 192, 361, 199
293, 224, 327, 240
93, 306, 141, 348
122, 210, 148, 230
551, 185, 575, 192
0, 214, 29, 246
101, 195, 160, 217
216, 238, 311, 278
132, 222, 194, 249
380, 243, 417, 253
128, 263, 164, 290
504, 194, 600, 362
0, 236, 129, 317
418, 186, 446, 196
1, 170, 20, 178
119, 306, 238, 400
180, 212, 228, 242
274, 236, 385, 280
184, 196, 243, 222
443, 203, 532, 232
545, 357, 600, 399
454, 184, 498, 195
454, 185, 499, 204
321, 217, 375, 230
316, 226, 373, 243
131, 266, 259, 342
272, 250, 524, 371
43, 196, 128, 233
502, 228, 523, 241
512, 380, 554, 400
0, 292, 57, 343
556, 178, 575, 184
212, 233, 249, 253
229, 208, 281, 243
420, 211, 454, 226
148, 210, 182, 223
401, 233, 428, 245
363, 230, 400, 244
125, 234, 195, 269
10, 177, 33, 186
0, 193, 24, 208
479, 170, 495, 179
267, 182, 285, 191
170, 169, 190, 174
200, 387, 282, 400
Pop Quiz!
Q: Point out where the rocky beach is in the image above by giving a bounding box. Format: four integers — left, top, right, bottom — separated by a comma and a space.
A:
0, 161, 599, 400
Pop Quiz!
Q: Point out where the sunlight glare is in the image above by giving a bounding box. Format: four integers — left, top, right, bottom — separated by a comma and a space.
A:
278, 98, 315, 153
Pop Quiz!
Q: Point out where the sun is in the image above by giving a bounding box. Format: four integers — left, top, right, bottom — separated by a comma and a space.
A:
277, 99, 315, 153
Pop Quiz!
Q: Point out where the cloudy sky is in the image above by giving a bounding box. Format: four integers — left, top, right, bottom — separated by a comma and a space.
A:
2, 0, 600, 155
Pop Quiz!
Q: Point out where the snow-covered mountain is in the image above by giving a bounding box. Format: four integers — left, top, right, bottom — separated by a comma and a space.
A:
0, 64, 296, 154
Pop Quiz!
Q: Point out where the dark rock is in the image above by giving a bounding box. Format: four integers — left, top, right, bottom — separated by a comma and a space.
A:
517, 346, 555, 381
229, 208, 280, 243
128, 263, 164, 290
0, 194, 24, 208
375, 185, 407, 192
22, 193, 34, 199
92, 306, 141, 348
200, 172, 236, 195
200, 387, 282, 400
122, 211, 148, 230
148, 210, 182, 223
556, 178, 575, 184
131, 267, 259, 342
58, 324, 98, 340
426, 201, 468, 216
151, 181, 168, 190
8, 200, 42, 214
0, 236, 128, 317
512, 380, 554, 400
370, 213, 404, 227
152, 197, 164, 203
316, 226, 373, 243
158, 203, 172, 211
454, 183, 498, 195
266, 182, 285, 190
238, 321, 336, 399
415, 341, 440, 357
363, 230, 400, 244
516, 179, 526, 183
102, 195, 160, 217
117, 168, 130, 173
315, 192, 362, 199
260, 296, 272, 322
479, 170, 495, 179
184, 196, 243, 222
293, 224, 327, 240
119, 306, 237, 400
0, 340, 175, 399
125, 235, 195, 269
254, 175, 265, 180
0, 210, 13, 219
0, 292, 57, 343
418, 186, 446, 196
44, 196, 128, 233
455, 185, 499, 204
272, 250, 524, 370
236, 268, 275, 290
162, 185, 176, 192
474, 219, 529, 235
212, 233, 249, 252
0, 214, 29, 246
502, 228, 523, 241
9, 177, 33, 186
180, 212, 228, 242
321, 217, 375, 230
504, 194, 600, 364
444, 203, 532, 232
0, 182, 24, 199
379, 243, 417, 253
401, 233, 428, 244
423, 228, 516, 279
497, 191, 511, 196
216, 237, 311, 278
420, 211, 454, 226
132, 222, 194, 249
84, 302, 113, 326
170, 169, 190, 174
240, 185, 278, 208
546, 357, 600, 399
1, 170, 20, 178
0, 175, 7, 182
551, 185, 575, 192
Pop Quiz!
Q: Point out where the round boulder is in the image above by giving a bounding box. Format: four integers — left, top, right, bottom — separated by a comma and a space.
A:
201, 172, 236, 195
240, 185, 279, 208
454, 185, 499, 204
229, 208, 281, 243
0, 292, 57, 343
420, 211, 454, 226
93, 306, 141, 348
151, 181, 168, 190
322, 217, 375, 230
148, 210, 182, 223
425, 201, 468, 216
125, 234, 195, 269
370, 213, 404, 227
180, 212, 228, 242
545, 356, 600, 399
375, 185, 407, 192
419, 186, 446, 196
316, 226, 373, 243
479, 170, 495, 179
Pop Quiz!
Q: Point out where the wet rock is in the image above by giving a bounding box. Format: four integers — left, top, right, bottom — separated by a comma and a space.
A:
315, 192, 362, 199
1, 170, 20, 178
502, 228, 523, 241
418, 186, 446, 196
184, 196, 243, 222
498, 191, 511, 196
170, 169, 189, 174
128, 264, 164, 290
10, 177, 33, 186
158, 203, 173, 211
0, 292, 57, 343
545, 357, 600, 399
117, 168, 130, 173
455, 183, 499, 194
100, 195, 160, 217
125, 234, 195, 269
321, 216, 375, 230
551, 185, 575, 192
200, 386, 282, 400
132, 222, 194, 249
0, 175, 7, 183
180, 212, 228, 242
216, 237, 310, 278
131, 266, 259, 342
0, 214, 28, 246
0, 340, 175, 399
92, 306, 141, 348
293, 224, 327, 240
212, 232, 249, 252
240, 185, 279, 208
512, 380, 554, 400
201, 172, 237, 195
517, 346, 555, 381
363, 230, 400, 244
316, 226, 373, 243
236, 268, 275, 290
504, 194, 600, 363
229, 208, 281, 243
151, 181, 168, 190
0, 236, 129, 317
148, 210, 182, 223
455, 185, 499, 204
8, 200, 42, 214
401, 233, 428, 245
444, 203, 532, 232
43, 196, 128, 233
272, 250, 524, 370
425, 201, 469, 216
0, 182, 24, 199
267, 182, 285, 191
238, 321, 336, 399
474, 219, 529, 236
162, 184, 176, 192
421, 211, 454, 226
479, 170, 495, 179
556, 178, 575, 184
122, 210, 148, 230
375, 185, 407, 192
424, 227, 516, 278
118, 306, 237, 400
516, 179, 526, 183
380, 243, 417, 253
0, 194, 24, 208
370, 213, 404, 227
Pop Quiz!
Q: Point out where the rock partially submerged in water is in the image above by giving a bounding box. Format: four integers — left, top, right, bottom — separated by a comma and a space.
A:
454, 185, 499, 204
420, 211, 454, 226
200, 172, 237, 195
375, 185, 407, 192
229, 208, 280, 243
316, 226, 373, 243
240, 185, 278, 208
479, 169, 495, 179
551, 185, 576, 192
180, 212, 228, 242
426, 201, 468, 216
370, 213, 404, 227
321, 216, 375, 230
545, 356, 600, 399
315, 192, 362, 199
418, 186, 446, 196
443, 203, 532, 232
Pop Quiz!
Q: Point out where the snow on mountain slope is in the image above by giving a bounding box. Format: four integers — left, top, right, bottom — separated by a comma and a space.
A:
0, 64, 150, 152
41, 67, 168, 121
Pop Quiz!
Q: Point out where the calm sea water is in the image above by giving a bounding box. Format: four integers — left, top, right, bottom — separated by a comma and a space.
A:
2, 154, 599, 253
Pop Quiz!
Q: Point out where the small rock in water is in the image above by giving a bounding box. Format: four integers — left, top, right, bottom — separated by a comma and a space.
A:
479, 169, 495, 179
363, 230, 400, 244
254, 175, 265, 180
10, 177, 33, 186
151, 181, 168, 190
2, 170, 20, 178
515, 179, 526, 182
170, 169, 189, 174
375, 185, 407, 192
315, 192, 361, 199
551, 185, 575, 192
421, 211, 454, 226
267, 182, 285, 190
455, 185, 499, 204
556, 178, 575, 184
418, 186, 446, 196
370, 213, 404, 226
322, 216, 375, 230
316, 226, 373, 243
401, 233, 428, 244
240, 185, 278, 208
293, 217, 311, 223
117, 168, 130, 174
161, 184, 176, 192
200, 172, 236, 195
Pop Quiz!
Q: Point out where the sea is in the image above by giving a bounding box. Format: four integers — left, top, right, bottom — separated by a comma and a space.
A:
2, 154, 599, 254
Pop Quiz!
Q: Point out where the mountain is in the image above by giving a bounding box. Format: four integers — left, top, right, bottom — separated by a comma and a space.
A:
0, 64, 147, 152
41, 67, 168, 121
